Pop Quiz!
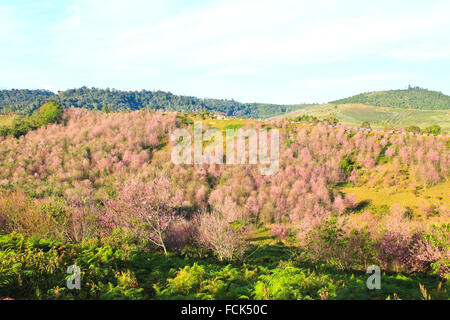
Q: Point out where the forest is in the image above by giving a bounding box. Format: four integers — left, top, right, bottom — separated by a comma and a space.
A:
0, 88, 304, 119
331, 87, 450, 110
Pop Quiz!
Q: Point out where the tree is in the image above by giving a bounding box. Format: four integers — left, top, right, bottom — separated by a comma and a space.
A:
0, 125, 10, 137
196, 210, 249, 262
361, 121, 371, 129
103, 178, 182, 255
0, 101, 64, 138
423, 124, 441, 135
331, 87, 450, 110
35, 101, 64, 126
405, 125, 421, 133
10, 117, 36, 138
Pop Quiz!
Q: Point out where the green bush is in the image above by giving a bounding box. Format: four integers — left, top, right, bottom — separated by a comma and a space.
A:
35, 102, 64, 127
423, 124, 441, 135
0, 102, 64, 138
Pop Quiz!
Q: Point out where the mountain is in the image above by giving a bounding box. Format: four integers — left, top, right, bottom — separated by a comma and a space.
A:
330, 86, 450, 110
0, 87, 305, 119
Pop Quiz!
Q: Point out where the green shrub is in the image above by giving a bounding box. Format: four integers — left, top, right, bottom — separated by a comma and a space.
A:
0, 233, 447, 300
253, 265, 339, 300
35, 102, 64, 127
423, 124, 441, 135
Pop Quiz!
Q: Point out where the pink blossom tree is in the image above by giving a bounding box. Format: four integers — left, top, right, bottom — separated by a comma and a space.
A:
196, 210, 249, 261
103, 177, 182, 255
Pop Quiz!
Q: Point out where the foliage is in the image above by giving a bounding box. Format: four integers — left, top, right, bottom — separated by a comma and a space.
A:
361, 121, 371, 129
0, 101, 64, 138
331, 87, 450, 110
0, 88, 306, 119
196, 211, 249, 262
0, 109, 448, 300
0, 89, 55, 114
102, 178, 183, 255
423, 124, 442, 135
35, 102, 64, 127
1, 233, 447, 300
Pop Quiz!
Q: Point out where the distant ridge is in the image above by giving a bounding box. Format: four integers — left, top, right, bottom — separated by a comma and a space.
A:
0, 87, 306, 119
330, 86, 450, 110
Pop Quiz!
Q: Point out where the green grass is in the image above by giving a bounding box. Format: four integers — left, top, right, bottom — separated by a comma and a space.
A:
0, 115, 15, 126
272, 104, 450, 132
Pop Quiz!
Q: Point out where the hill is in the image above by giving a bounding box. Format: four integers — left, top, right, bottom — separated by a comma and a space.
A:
0, 108, 448, 299
330, 86, 450, 110
0, 87, 305, 119
272, 103, 450, 132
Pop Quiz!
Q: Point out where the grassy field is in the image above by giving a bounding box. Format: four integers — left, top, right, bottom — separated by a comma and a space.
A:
338, 181, 450, 224
271, 104, 450, 132
0, 115, 15, 126
339, 181, 450, 209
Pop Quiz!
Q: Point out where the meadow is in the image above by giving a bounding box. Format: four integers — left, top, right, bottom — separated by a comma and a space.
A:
0, 107, 448, 300
0, 115, 15, 127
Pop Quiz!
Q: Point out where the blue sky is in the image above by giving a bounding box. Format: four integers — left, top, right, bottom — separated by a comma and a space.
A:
1, 0, 449, 104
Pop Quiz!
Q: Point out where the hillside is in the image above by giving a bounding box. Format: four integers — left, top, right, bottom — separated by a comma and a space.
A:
0, 87, 304, 119
330, 87, 450, 110
273, 103, 450, 132
0, 108, 448, 299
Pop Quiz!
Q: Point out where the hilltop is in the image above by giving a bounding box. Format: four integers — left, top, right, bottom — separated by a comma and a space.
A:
330, 86, 450, 110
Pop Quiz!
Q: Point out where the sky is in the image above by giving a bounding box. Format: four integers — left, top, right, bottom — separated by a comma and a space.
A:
1, 0, 449, 104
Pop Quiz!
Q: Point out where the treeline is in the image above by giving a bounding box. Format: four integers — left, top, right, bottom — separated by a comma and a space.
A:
0, 89, 55, 114
292, 114, 339, 125
0, 87, 304, 119
405, 124, 442, 135
331, 86, 450, 110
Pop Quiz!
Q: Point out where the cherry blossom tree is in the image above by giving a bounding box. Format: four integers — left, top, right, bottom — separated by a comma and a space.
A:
103, 177, 182, 255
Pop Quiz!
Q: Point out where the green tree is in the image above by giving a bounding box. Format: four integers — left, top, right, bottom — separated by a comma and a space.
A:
361, 121, 371, 129
35, 102, 64, 126
10, 117, 36, 138
0, 125, 10, 137
405, 125, 421, 133
423, 124, 441, 135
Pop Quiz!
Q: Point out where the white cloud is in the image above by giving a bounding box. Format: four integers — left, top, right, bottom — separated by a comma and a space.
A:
203, 65, 262, 77
0, 5, 21, 45
103, 0, 450, 67
45, 0, 450, 71
59, 5, 81, 31
383, 42, 450, 62
2, 0, 449, 101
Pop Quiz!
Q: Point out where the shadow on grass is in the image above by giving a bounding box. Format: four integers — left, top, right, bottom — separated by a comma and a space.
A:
354, 199, 372, 212
248, 235, 275, 242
